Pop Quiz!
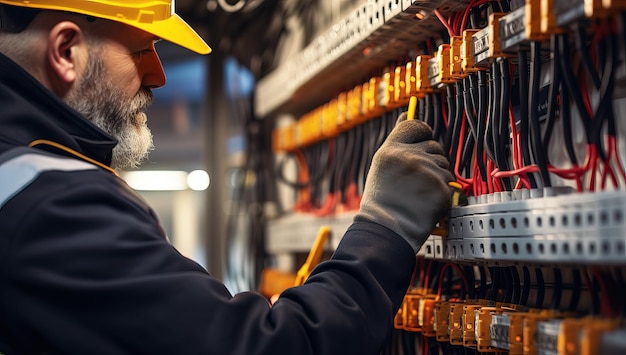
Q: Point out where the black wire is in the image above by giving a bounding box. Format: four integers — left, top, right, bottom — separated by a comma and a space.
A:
444, 85, 457, 155
520, 266, 531, 306
550, 268, 562, 310
534, 268, 545, 309
432, 92, 445, 143
463, 76, 479, 143
575, 22, 601, 88
425, 93, 434, 128
464, 265, 476, 299
502, 268, 513, 304
510, 266, 521, 304
529, 41, 552, 187
518, 50, 538, 189
568, 268, 581, 313
560, 84, 579, 165
487, 63, 499, 165
590, 29, 618, 163
558, 33, 592, 139
476, 70, 489, 184
418, 96, 426, 122
542, 36, 561, 150
478, 266, 488, 300
498, 58, 513, 190
448, 82, 465, 173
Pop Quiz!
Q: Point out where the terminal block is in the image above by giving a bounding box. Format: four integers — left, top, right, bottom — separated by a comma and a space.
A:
449, 302, 465, 345
415, 55, 434, 94
553, 0, 585, 26
435, 301, 451, 342
461, 29, 481, 73
428, 44, 455, 89
393, 64, 408, 104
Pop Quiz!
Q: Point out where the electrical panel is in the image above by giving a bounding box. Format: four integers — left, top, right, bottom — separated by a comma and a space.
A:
258, 0, 626, 353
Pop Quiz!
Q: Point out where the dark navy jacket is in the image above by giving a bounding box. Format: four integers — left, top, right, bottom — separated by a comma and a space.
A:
0, 52, 416, 354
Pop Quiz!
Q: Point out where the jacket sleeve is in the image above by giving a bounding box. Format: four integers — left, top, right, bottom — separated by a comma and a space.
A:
0, 169, 416, 355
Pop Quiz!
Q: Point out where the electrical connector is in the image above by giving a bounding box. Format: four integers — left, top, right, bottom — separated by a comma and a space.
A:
435, 301, 451, 342
507, 313, 526, 355
472, 27, 491, 67
585, 0, 608, 18
603, 0, 626, 10
522, 310, 558, 355
449, 302, 465, 345
415, 55, 433, 95
394, 64, 408, 105
557, 317, 588, 355
428, 44, 455, 89
336, 92, 347, 128
404, 60, 419, 98
500, 7, 527, 51
580, 318, 620, 355
449, 36, 465, 79
346, 84, 362, 125
419, 297, 437, 336
402, 291, 423, 332
461, 29, 481, 73
463, 304, 480, 347
380, 68, 393, 108
524, 0, 546, 41
553, 0, 585, 26
540, 0, 564, 35
477, 307, 502, 352
490, 313, 511, 350
536, 319, 561, 354
368, 77, 385, 119
321, 100, 338, 138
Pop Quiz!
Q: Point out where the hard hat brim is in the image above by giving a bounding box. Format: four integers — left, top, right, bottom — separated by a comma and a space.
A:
131, 13, 211, 55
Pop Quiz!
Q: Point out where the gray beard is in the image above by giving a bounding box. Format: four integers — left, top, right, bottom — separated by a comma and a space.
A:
64, 54, 154, 170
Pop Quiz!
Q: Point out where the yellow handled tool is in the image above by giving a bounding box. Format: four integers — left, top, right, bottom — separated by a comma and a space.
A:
294, 226, 332, 286
431, 181, 464, 237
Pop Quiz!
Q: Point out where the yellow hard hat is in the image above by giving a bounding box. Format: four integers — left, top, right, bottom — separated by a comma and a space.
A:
0, 0, 211, 54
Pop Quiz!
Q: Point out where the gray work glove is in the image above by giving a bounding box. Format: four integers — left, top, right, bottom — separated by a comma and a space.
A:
355, 112, 454, 253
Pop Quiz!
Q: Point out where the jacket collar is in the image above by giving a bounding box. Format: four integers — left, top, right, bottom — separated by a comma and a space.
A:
0, 52, 117, 166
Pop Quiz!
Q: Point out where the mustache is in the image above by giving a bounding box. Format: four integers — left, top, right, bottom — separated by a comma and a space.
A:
131, 88, 153, 113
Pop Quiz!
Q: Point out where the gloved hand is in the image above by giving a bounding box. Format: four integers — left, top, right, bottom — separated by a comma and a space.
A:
355, 112, 454, 253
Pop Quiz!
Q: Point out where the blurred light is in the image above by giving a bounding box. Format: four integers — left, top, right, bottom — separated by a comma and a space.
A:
123, 170, 203, 191
187, 170, 210, 191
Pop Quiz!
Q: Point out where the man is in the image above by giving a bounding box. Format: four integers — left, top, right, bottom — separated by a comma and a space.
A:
0, 1, 453, 354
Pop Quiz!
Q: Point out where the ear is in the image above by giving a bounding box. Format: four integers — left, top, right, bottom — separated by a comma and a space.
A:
46, 21, 86, 84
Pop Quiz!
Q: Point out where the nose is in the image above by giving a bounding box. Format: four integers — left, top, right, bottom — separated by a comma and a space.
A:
142, 50, 166, 89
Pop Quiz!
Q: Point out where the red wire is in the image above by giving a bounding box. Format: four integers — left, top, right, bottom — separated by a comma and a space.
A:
436, 262, 470, 299
609, 135, 626, 185
435, 8, 457, 37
